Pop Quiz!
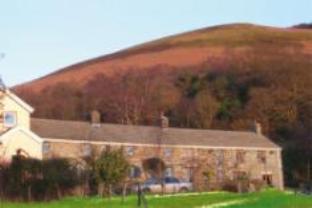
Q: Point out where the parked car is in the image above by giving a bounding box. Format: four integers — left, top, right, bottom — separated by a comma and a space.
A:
134, 177, 193, 194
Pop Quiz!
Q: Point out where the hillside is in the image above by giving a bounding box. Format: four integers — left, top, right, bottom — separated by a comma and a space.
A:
14, 23, 312, 186
15, 23, 312, 92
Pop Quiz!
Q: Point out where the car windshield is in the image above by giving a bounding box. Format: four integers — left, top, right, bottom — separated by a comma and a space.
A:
164, 177, 179, 184
144, 177, 180, 185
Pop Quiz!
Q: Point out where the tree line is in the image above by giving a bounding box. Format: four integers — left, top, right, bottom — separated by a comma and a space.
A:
16, 49, 312, 187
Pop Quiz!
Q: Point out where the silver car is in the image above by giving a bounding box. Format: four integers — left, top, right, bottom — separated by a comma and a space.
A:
139, 177, 193, 193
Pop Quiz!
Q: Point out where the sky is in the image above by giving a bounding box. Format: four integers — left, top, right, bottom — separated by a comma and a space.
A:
0, 0, 311, 86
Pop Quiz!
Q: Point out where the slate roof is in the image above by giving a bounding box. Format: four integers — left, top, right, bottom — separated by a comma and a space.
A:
31, 118, 280, 149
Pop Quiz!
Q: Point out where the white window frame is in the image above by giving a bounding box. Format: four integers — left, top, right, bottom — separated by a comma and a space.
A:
164, 148, 172, 157
165, 167, 174, 177
42, 143, 50, 154
126, 146, 135, 156
83, 143, 92, 157
3, 111, 17, 127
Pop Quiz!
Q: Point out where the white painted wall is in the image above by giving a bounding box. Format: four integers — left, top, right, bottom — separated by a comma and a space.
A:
0, 128, 43, 160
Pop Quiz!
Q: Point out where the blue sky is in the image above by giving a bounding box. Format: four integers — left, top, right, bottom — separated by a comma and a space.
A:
0, 0, 311, 86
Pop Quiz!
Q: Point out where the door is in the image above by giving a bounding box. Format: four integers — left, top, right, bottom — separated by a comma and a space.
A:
262, 174, 273, 186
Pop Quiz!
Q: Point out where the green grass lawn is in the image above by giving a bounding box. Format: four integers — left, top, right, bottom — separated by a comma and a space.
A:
1, 190, 312, 208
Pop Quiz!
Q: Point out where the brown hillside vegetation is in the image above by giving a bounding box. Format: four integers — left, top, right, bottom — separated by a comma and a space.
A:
14, 23, 312, 187
15, 23, 312, 92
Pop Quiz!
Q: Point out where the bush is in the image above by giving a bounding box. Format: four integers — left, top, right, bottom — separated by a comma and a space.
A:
95, 148, 129, 197
0, 156, 81, 201
42, 158, 80, 199
222, 180, 238, 192
222, 179, 250, 193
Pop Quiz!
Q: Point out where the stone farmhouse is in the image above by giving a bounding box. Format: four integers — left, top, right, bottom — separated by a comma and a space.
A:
0, 80, 284, 190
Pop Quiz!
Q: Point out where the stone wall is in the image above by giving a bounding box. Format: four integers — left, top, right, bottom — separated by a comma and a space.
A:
43, 139, 284, 190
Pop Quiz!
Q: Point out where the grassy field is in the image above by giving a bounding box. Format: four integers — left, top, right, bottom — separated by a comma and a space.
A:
1, 190, 312, 208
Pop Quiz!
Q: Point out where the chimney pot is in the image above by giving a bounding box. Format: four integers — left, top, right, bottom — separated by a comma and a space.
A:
160, 112, 169, 128
253, 120, 262, 135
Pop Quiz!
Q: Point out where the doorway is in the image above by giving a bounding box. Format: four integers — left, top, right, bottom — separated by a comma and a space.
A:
262, 174, 273, 186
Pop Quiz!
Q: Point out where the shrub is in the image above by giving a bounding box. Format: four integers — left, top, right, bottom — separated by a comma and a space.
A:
222, 180, 238, 192
42, 158, 80, 199
222, 178, 250, 193
0, 156, 80, 201
95, 148, 129, 197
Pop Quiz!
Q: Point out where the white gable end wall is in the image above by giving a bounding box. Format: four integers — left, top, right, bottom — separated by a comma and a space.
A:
0, 127, 43, 160
2, 95, 31, 129
0, 90, 33, 132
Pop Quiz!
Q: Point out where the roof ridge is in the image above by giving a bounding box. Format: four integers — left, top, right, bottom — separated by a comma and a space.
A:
31, 117, 258, 135
31, 117, 160, 129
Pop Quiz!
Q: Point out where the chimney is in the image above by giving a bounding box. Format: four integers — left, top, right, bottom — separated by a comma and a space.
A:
253, 120, 262, 135
91, 110, 101, 126
159, 112, 169, 128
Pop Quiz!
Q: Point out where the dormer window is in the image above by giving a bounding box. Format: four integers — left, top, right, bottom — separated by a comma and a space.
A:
3, 111, 17, 127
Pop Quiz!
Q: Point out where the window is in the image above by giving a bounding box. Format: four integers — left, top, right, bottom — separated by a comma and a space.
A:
215, 150, 224, 166
236, 151, 246, 164
129, 166, 141, 178
3, 111, 17, 127
43, 143, 50, 154
257, 151, 266, 164
125, 146, 135, 156
164, 148, 172, 157
164, 167, 174, 177
82, 144, 92, 157
215, 150, 224, 182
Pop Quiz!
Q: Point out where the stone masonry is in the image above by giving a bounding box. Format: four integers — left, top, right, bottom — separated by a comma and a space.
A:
42, 139, 284, 190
